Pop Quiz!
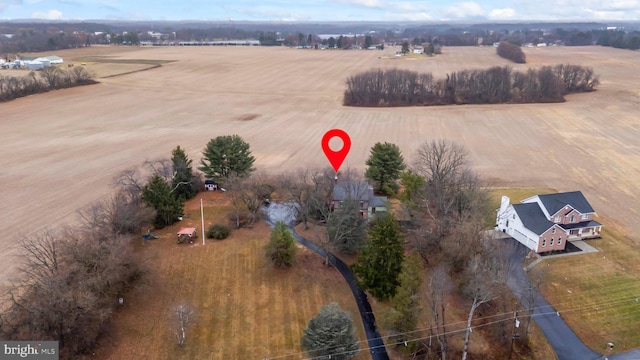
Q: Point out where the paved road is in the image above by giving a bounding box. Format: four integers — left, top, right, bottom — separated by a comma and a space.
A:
504, 241, 602, 360
264, 203, 389, 360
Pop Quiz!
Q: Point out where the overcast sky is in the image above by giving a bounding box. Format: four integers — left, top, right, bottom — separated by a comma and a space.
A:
1, 0, 639, 22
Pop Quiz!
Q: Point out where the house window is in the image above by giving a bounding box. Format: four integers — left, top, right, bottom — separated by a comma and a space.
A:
558, 237, 562, 245
360, 201, 364, 208
512, 214, 515, 220
542, 239, 546, 247
550, 238, 554, 246
372, 207, 376, 214
570, 215, 575, 223
552, 227, 556, 234
555, 216, 561, 222
582, 214, 588, 220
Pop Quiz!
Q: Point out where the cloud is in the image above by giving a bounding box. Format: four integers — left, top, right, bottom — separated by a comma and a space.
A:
31, 9, 63, 19
381, 1, 431, 20
385, 11, 432, 20
443, 1, 485, 19
508, 0, 640, 19
393, 2, 428, 12
598, 0, 638, 11
0, 0, 22, 12
333, 0, 385, 8
489, 8, 516, 19
236, 6, 310, 21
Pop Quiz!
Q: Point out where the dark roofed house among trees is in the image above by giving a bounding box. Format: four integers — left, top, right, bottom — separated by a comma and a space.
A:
496, 191, 603, 253
332, 181, 387, 220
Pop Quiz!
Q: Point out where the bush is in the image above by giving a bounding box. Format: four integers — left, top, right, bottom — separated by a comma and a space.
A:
497, 41, 526, 63
207, 223, 230, 240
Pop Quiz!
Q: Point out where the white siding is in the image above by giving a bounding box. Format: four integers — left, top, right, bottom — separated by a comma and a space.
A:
497, 203, 539, 252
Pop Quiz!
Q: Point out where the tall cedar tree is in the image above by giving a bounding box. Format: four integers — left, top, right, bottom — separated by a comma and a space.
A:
199, 135, 255, 183
352, 213, 404, 301
142, 174, 184, 228
384, 251, 423, 352
171, 145, 197, 201
301, 302, 360, 360
265, 221, 298, 267
365, 142, 406, 195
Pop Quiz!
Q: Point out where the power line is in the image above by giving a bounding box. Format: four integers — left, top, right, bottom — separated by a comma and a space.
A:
262, 295, 640, 360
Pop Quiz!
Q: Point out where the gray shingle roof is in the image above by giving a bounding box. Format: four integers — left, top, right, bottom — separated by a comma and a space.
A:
513, 203, 554, 235
560, 220, 602, 230
333, 182, 371, 201
370, 196, 387, 207
537, 191, 595, 215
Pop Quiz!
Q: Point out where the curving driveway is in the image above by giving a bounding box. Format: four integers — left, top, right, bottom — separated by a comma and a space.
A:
505, 240, 601, 360
264, 203, 389, 360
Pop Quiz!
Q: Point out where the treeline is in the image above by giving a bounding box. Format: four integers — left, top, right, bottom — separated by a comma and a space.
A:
0, 187, 151, 358
597, 30, 640, 50
0, 66, 96, 102
497, 41, 526, 63
343, 65, 599, 107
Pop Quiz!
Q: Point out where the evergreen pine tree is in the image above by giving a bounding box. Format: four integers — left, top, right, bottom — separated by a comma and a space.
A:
352, 213, 404, 300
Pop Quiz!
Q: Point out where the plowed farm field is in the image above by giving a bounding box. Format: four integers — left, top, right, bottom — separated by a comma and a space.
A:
0, 46, 640, 275
2, 45, 639, 290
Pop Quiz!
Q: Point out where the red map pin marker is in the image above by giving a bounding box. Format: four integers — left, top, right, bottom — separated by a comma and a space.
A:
322, 129, 351, 173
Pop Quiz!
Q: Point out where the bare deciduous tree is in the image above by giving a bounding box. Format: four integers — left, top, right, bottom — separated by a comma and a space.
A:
279, 167, 334, 229
173, 303, 195, 347
239, 173, 273, 227
225, 175, 246, 229
429, 265, 451, 360
145, 158, 174, 184
1, 228, 144, 358
461, 255, 499, 360
407, 140, 486, 255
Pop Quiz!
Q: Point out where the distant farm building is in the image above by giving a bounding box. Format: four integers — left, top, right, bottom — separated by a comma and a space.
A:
45, 56, 64, 64
18, 55, 63, 70
25, 61, 45, 70
178, 40, 260, 46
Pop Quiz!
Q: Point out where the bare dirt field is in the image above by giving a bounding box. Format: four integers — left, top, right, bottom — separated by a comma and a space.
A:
1, 45, 639, 300
0, 47, 640, 274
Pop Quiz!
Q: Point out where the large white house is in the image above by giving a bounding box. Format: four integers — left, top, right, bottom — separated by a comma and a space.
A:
496, 191, 602, 253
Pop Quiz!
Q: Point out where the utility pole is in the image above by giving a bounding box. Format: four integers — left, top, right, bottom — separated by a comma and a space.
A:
509, 311, 520, 359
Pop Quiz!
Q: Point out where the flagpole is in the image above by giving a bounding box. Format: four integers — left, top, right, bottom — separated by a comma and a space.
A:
201, 198, 205, 245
